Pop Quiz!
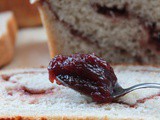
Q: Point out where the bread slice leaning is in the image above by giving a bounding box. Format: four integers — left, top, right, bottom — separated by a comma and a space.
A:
0, 12, 17, 68
0, 0, 41, 27
0, 65, 159, 120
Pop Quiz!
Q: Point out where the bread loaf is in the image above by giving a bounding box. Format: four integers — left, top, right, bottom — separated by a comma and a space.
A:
32, 0, 160, 64
0, 65, 159, 119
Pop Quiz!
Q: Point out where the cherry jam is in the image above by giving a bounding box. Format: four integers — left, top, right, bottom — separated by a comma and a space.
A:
48, 53, 118, 103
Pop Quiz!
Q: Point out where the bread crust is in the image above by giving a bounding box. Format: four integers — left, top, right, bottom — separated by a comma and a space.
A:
0, 115, 142, 120
0, 12, 17, 67
37, 3, 59, 58
0, 116, 108, 120
0, 115, 144, 120
0, 0, 41, 27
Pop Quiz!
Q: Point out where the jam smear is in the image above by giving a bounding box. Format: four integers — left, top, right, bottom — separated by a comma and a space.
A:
1, 75, 11, 81
48, 53, 118, 103
22, 86, 47, 95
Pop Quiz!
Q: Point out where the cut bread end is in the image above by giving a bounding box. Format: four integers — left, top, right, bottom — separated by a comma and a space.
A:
35, 0, 160, 64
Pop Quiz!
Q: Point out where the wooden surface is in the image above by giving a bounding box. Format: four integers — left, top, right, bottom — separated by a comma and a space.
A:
3, 27, 50, 70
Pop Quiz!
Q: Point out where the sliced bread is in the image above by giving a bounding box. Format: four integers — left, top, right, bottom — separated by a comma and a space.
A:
0, 0, 41, 27
0, 12, 17, 67
32, 0, 160, 64
0, 65, 159, 119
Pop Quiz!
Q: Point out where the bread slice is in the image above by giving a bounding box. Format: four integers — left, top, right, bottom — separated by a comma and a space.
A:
0, 0, 41, 27
0, 12, 17, 68
31, 0, 160, 64
0, 65, 159, 119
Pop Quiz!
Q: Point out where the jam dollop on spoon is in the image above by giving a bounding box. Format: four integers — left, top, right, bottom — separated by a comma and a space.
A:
48, 53, 118, 103
48, 53, 160, 103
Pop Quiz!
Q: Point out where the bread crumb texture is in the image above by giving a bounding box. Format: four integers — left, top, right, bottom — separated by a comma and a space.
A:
0, 66, 159, 120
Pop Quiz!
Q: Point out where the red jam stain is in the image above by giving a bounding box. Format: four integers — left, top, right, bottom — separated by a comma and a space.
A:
20, 86, 53, 96
48, 53, 118, 103
92, 3, 129, 18
7, 86, 52, 98
22, 86, 46, 95
7, 92, 13, 96
1, 75, 11, 81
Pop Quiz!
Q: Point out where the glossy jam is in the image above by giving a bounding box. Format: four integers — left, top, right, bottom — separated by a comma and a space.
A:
48, 53, 118, 103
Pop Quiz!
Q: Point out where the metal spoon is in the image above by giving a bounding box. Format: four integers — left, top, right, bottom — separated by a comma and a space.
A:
113, 83, 160, 98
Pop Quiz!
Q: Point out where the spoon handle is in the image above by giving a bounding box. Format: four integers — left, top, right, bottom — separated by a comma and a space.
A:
125, 83, 160, 94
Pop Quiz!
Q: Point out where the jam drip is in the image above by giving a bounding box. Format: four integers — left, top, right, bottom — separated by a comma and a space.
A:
92, 3, 129, 18
48, 53, 118, 103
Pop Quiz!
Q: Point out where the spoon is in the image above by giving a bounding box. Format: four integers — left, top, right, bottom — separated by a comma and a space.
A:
113, 83, 160, 99
48, 53, 160, 103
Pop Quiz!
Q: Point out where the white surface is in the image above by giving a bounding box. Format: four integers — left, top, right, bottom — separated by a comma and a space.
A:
4, 27, 50, 69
